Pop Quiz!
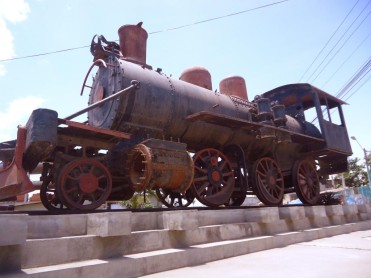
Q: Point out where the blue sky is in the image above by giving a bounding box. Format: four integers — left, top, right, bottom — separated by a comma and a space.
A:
0, 0, 370, 161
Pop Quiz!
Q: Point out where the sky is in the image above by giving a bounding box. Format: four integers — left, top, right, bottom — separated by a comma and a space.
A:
0, 0, 370, 162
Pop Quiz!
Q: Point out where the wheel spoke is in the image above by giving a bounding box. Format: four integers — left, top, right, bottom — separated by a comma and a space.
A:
67, 175, 79, 181
76, 194, 84, 204
222, 171, 234, 178
256, 169, 266, 177
195, 166, 208, 174
89, 193, 96, 202
97, 174, 107, 180
66, 186, 78, 194
89, 165, 96, 174
96, 187, 106, 193
206, 185, 213, 195
197, 182, 209, 194
78, 165, 84, 174
219, 161, 227, 170
193, 175, 209, 182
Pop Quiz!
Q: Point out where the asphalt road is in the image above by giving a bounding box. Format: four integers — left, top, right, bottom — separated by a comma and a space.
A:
142, 229, 371, 278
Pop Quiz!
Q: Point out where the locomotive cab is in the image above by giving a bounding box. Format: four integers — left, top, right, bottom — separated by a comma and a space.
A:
262, 83, 352, 175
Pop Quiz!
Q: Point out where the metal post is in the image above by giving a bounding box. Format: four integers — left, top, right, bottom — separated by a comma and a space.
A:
351, 136, 371, 186
363, 148, 371, 186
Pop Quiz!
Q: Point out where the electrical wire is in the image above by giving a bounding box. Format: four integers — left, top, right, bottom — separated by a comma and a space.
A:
298, 0, 360, 82
336, 57, 371, 99
310, 10, 371, 83
321, 31, 371, 88
0, 0, 288, 63
344, 70, 371, 102
306, 0, 371, 83
310, 57, 370, 124
149, 0, 288, 34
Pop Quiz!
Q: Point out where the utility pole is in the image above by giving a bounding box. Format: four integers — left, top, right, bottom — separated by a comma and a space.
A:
351, 136, 371, 186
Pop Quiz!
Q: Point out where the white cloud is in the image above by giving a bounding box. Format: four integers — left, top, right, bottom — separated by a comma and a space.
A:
0, 96, 45, 142
0, 0, 30, 76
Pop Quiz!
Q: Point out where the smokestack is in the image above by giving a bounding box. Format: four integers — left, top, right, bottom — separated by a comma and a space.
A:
118, 22, 148, 65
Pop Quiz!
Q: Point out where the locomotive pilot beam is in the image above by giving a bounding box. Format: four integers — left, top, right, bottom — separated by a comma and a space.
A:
0, 22, 352, 210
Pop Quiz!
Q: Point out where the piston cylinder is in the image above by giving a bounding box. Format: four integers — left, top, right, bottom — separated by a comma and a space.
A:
127, 139, 194, 192
219, 76, 248, 100
179, 66, 212, 90
118, 23, 148, 64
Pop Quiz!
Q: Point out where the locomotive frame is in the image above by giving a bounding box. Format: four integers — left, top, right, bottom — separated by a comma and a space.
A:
0, 23, 352, 211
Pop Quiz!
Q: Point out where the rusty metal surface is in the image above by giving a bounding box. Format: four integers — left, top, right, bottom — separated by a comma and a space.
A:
0, 127, 35, 200
219, 76, 248, 100
179, 66, 212, 90
185, 111, 325, 142
127, 139, 194, 193
262, 83, 348, 109
57, 158, 112, 210
293, 159, 320, 205
118, 23, 148, 65
0, 140, 15, 162
251, 157, 284, 206
58, 119, 131, 140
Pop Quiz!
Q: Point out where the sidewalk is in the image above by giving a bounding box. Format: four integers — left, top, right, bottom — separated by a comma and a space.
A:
142, 230, 371, 278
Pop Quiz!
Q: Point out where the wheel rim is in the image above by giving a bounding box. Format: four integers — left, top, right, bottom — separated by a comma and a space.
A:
252, 157, 284, 205
191, 148, 235, 207
57, 158, 112, 210
156, 188, 195, 207
293, 160, 320, 205
40, 163, 66, 210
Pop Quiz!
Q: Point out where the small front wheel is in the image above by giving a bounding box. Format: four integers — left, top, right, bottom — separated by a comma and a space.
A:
57, 158, 112, 210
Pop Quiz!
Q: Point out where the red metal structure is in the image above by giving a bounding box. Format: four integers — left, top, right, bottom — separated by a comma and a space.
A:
0, 23, 352, 210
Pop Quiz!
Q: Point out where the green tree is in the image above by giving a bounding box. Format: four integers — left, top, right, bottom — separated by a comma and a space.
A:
342, 157, 368, 187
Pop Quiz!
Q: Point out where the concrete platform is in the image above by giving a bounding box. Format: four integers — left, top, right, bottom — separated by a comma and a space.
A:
0, 204, 370, 277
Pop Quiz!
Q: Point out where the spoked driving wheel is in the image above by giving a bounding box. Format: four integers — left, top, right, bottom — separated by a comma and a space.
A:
40, 163, 66, 210
293, 159, 320, 205
57, 158, 112, 210
156, 188, 195, 208
252, 157, 284, 205
191, 148, 235, 207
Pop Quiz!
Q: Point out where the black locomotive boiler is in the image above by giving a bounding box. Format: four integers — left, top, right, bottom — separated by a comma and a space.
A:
0, 23, 352, 210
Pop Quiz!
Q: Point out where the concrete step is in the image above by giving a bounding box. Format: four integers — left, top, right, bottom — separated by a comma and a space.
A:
1, 204, 371, 277
5, 220, 371, 278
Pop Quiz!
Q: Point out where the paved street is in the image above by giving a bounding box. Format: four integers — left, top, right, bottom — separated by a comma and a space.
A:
142, 230, 371, 278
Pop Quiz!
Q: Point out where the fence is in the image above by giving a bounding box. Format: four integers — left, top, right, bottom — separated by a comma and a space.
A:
342, 185, 371, 205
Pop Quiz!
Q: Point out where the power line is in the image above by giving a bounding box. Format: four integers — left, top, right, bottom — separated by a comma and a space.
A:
0, 45, 90, 62
321, 31, 371, 88
336, 57, 371, 99
310, 57, 370, 124
344, 70, 371, 102
310, 9, 371, 84
298, 0, 360, 82
149, 0, 288, 34
306, 0, 371, 83
0, 0, 288, 63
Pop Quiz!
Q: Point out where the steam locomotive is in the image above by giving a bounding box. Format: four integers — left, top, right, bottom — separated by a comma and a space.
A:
0, 23, 352, 210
